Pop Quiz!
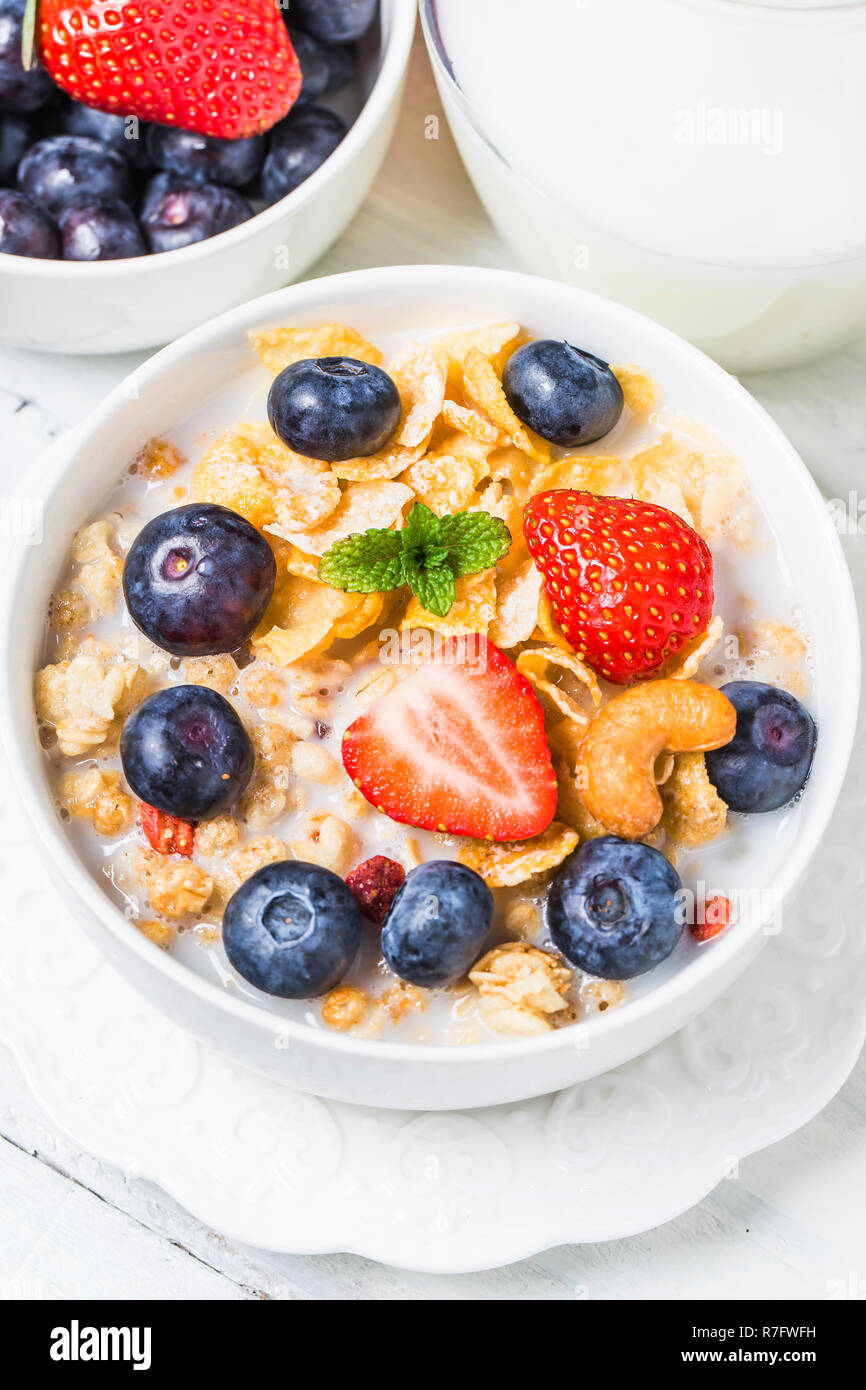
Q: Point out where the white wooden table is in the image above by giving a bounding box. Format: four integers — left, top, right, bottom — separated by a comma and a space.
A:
1, 31, 864, 1300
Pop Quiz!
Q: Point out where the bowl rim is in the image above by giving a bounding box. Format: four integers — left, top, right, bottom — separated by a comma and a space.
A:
0, 0, 417, 280
3, 262, 860, 1069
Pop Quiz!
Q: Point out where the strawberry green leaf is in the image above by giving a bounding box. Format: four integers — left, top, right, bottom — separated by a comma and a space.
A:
438, 511, 512, 576
405, 558, 457, 618
318, 529, 405, 593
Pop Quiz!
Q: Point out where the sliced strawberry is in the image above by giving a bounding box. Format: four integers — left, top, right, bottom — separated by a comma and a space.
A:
524, 490, 714, 685
342, 634, 557, 842
141, 803, 195, 857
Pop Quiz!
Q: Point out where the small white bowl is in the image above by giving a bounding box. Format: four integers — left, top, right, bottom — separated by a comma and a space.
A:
2, 265, 858, 1110
0, 0, 416, 356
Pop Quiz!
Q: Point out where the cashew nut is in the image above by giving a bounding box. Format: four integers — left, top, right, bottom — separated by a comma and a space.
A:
577, 679, 736, 840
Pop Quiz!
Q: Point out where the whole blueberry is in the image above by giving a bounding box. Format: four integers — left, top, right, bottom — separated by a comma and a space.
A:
123, 503, 276, 657
287, 28, 331, 107
382, 862, 493, 989
18, 135, 132, 217
0, 188, 59, 257
120, 685, 254, 821
146, 126, 265, 187
59, 102, 153, 171
0, 0, 55, 112
268, 355, 401, 462
59, 199, 145, 260
323, 41, 357, 93
261, 105, 347, 204
705, 681, 817, 813
140, 176, 251, 253
0, 112, 30, 184
289, 0, 378, 44
548, 837, 683, 979
223, 861, 362, 999
502, 340, 624, 447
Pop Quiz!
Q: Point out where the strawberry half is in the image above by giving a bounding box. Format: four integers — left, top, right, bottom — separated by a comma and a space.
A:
33, 0, 302, 139
341, 634, 558, 842
524, 490, 714, 685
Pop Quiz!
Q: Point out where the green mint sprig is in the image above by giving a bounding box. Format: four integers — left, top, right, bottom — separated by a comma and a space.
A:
318, 502, 511, 618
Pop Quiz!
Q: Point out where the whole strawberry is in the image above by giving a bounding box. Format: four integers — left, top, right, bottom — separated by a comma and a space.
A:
32, 0, 302, 139
523, 490, 714, 685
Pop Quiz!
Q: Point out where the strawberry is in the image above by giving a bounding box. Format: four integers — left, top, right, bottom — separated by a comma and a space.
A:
523, 490, 714, 685
341, 634, 558, 842
31, 0, 302, 139
141, 802, 195, 857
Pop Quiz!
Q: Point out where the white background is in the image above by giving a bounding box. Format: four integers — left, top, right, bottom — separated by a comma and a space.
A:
1, 31, 864, 1300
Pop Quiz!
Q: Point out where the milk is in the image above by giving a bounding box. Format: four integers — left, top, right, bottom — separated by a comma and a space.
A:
431, 0, 866, 368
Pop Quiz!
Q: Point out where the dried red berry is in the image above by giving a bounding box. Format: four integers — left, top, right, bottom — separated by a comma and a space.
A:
141, 803, 196, 858
345, 856, 406, 925
690, 895, 732, 943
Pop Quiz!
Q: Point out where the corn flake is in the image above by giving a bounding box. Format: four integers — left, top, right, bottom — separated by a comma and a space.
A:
192, 431, 275, 530
402, 568, 497, 637
489, 559, 543, 649
668, 614, 724, 680
661, 752, 728, 848
611, 363, 658, 417
461, 348, 550, 465
432, 321, 523, 393
390, 342, 447, 451
529, 454, 625, 498
440, 398, 499, 445
458, 821, 578, 887
517, 645, 601, 726
251, 323, 383, 376
287, 480, 412, 556
401, 449, 482, 515
254, 573, 369, 666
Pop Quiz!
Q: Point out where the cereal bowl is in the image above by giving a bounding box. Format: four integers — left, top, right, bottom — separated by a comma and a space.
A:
2, 265, 858, 1110
0, 0, 415, 356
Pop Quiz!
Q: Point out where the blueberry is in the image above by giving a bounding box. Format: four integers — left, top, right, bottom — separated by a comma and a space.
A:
261, 105, 347, 204
123, 503, 276, 657
287, 28, 331, 107
381, 862, 493, 989
0, 112, 30, 184
0, 188, 58, 257
323, 41, 357, 93
267, 355, 401, 462
289, 0, 377, 44
0, 0, 55, 112
59, 102, 153, 171
59, 198, 145, 260
502, 340, 624, 448
548, 837, 683, 979
146, 126, 265, 187
705, 681, 817, 814
18, 135, 132, 217
140, 176, 251, 253
223, 861, 362, 999
120, 685, 254, 821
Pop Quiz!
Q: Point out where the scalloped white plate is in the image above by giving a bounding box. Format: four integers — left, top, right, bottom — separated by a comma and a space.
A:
1, 527, 864, 1273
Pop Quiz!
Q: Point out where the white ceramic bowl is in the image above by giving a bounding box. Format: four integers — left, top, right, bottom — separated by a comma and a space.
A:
420, 0, 866, 373
2, 265, 858, 1110
0, 0, 415, 356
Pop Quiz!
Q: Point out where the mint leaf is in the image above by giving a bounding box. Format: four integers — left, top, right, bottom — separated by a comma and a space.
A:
405, 558, 457, 618
438, 511, 512, 576
318, 529, 405, 592
318, 501, 513, 618
401, 501, 442, 556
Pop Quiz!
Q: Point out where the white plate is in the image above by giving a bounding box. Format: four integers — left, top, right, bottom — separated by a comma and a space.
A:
1, 525, 863, 1270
